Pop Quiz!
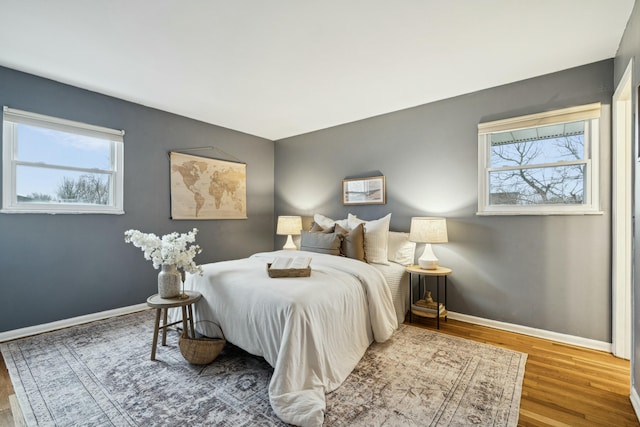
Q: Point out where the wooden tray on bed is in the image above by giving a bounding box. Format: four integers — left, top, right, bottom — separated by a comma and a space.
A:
266, 263, 311, 278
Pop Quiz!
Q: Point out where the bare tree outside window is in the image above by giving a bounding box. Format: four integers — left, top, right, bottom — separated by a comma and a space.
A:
56, 174, 110, 205
488, 121, 587, 206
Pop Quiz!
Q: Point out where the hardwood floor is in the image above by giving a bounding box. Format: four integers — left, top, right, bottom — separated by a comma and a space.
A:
407, 317, 639, 426
0, 354, 14, 427
0, 318, 637, 426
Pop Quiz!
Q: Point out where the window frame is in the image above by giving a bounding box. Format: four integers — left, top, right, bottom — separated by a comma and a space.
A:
477, 103, 602, 216
2, 107, 125, 214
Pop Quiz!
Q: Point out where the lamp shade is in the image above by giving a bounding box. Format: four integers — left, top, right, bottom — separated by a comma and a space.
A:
409, 217, 448, 243
276, 216, 302, 236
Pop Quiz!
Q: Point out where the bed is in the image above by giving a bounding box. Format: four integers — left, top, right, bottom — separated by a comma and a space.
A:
180, 214, 415, 426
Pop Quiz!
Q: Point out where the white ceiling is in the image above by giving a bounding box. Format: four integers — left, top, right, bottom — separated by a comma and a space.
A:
0, 1, 635, 140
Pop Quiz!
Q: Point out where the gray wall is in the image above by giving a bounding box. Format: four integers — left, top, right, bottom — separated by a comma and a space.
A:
275, 60, 613, 342
0, 66, 275, 332
614, 0, 640, 402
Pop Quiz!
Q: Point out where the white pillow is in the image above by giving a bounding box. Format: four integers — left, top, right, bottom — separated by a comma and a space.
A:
313, 213, 349, 230
387, 231, 416, 266
348, 213, 391, 265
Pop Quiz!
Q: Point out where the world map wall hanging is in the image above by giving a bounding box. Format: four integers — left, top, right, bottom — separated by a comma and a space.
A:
170, 151, 247, 220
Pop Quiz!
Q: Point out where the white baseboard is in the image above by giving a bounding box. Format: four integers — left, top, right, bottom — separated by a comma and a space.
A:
631, 385, 640, 423
0, 303, 148, 343
447, 311, 612, 353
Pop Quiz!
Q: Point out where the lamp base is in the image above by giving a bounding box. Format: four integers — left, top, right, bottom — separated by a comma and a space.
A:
418, 243, 439, 269
282, 234, 297, 250
418, 259, 439, 269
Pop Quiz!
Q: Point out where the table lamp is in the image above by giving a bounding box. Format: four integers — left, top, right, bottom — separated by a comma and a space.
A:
276, 216, 302, 250
409, 217, 448, 269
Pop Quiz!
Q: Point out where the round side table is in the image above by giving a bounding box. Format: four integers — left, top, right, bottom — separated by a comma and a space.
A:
146, 290, 202, 361
406, 265, 452, 329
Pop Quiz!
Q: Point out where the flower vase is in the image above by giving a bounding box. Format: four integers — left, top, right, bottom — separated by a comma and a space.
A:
158, 264, 181, 298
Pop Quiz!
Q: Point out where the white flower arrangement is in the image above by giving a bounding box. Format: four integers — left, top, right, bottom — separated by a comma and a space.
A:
124, 228, 203, 275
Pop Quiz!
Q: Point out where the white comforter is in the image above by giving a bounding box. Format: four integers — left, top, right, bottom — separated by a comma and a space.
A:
183, 250, 398, 426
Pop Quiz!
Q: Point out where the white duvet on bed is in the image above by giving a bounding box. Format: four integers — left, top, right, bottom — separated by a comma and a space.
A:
182, 250, 398, 427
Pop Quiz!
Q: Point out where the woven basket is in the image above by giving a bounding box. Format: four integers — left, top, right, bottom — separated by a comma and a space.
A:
179, 324, 226, 365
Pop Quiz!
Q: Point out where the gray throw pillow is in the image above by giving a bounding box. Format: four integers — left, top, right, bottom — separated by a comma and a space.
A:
300, 230, 342, 255
335, 223, 366, 262
309, 222, 335, 233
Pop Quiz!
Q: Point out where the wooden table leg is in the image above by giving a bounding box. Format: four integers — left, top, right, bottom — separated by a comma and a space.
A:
151, 308, 161, 361
181, 306, 189, 338
161, 308, 168, 346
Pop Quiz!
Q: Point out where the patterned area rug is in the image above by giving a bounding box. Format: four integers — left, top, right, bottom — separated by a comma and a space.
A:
1, 310, 526, 426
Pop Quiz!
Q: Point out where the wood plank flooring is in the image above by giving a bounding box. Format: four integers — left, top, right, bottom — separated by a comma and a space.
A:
408, 317, 639, 426
0, 354, 14, 427
0, 317, 637, 426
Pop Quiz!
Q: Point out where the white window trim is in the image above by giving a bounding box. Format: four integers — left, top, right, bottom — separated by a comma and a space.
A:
2, 107, 125, 214
477, 103, 603, 216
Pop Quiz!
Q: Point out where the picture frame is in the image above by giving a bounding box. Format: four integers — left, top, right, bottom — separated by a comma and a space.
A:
342, 176, 386, 205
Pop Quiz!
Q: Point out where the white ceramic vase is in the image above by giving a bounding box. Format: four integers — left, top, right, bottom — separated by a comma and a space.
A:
158, 264, 181, 298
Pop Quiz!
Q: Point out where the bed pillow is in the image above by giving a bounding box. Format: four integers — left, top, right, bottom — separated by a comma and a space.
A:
310, 222, 335, 233
299, 230, 342, 256
347, 213, 391, 265
387, 231, 416, 266
335, 223, 366, 262
313, 213, 349, 230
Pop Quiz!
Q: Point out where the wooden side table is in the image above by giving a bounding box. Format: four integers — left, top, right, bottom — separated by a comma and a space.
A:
406, 265, 452, 329
146, 290, 202, 361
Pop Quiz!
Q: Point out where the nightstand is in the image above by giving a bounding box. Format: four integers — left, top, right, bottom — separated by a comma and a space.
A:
406, 265, 452, 329
146, 290, 202, 361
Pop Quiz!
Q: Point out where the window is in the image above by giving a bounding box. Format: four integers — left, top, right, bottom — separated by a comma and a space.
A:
2, 107, 124, 214
477, 103, 601, 215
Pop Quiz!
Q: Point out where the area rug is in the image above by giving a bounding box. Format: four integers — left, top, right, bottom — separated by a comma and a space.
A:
1, 310, 526, 426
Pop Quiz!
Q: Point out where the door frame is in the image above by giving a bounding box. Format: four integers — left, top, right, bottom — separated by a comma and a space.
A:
612, 59, 633, 360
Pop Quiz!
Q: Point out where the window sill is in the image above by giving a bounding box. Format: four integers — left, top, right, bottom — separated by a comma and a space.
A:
476, 210, 604, 216
1, 208, 125, 215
